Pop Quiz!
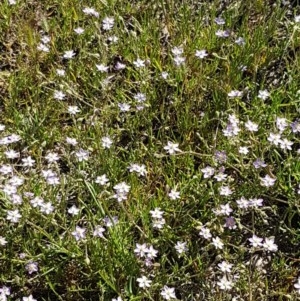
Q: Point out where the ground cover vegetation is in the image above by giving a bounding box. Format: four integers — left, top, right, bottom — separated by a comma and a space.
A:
1, 0, 300, 300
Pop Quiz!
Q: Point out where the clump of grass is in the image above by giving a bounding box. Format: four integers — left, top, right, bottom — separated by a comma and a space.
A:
1, 0, 300, 300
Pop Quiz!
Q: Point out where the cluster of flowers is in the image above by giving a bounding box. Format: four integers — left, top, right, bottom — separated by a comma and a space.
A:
71, 216, 118, 241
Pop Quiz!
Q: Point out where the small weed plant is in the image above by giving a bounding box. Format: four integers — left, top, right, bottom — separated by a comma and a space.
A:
0, 0, 300, 300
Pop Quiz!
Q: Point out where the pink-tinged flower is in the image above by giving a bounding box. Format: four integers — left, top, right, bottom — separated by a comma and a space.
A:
71, 226, 86, 241
25, 261, 38, 274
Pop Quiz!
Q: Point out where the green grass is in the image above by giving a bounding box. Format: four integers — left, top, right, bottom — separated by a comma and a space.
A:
1, 0, 300, 300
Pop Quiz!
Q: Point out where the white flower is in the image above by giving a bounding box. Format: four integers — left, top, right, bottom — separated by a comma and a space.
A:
212, 236, 224, 249
101, 137, 113, 149
108, 35, 119, 43
133, 59, 145, 68
68, 105, 80, 115
96, 64, 109, 72
25, 261, 38, 274
56, 69, 65, 77
0, 165, 13, 175
118, 103, 131, 112
2, 184, 17, 195
137, 276, 152, 289
161, 286, 176, 300
93, 225, 105, 238
214, 172, 227, 182
219, 203, 233, 216
95, 174, 110, 186
146, 245, 158, 259
161, 71, 169, 79
75, 149, 89, 162
54, 90, 66, 100
134, 243, 148, 258
30, 197, 44, 208
71, 226, 86, 241
0, 236, 7, 246
23, 295, 37, 301
258, 90, 270, 100
63, 50, 76, 59
66, 137, 78, 146
245, 120, 259, 132
218, 261, 233, 273
74, 27, 84, 34
235, 37, 245, 46
276, 117, 288, 132
215, 17, 225, 25
102, 17, 114, 31
133, 93, 146, 103
114, 182, 130, 194
249, 234, 263, 248
175, 241, 188, 255
217, 276, 234, 290
152, 218, 166, 229
267, 132, 281, 146
82, 7, 99, 17
168, 189, 180, 200
150, 208, 164, 219
7, 209, 21, 223
40, 202, 54, 214
294, 277, 300, 294
219, 186, 233, 196
68, 205, 80, 216
263, 237, 278, 252
9, 176, 24, 187
112, 297, 122, 301
41, 35, 50, 44
8, 0, 17, 4
128, 163, 147, 176
239, 146, 249, 155
228, 90, 242, 97
22, 156, 35, 167
249, 198, 263, 208
195, 49, 208, 59
260, 175, 276, 187
45, 152, 60, 163
164, 141, 181, 155
216, 29, 230, 37
5, 149, 20, 159
253, 158, 267, 169
295, 15, 300, 23
201, 166, 215, 178
279, 138, 293, 150
173, 56, 185, 66
199, 226, 212, 240
37, 43, 50, 52
171, 47, 183, 56
115, 62, 126, 70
